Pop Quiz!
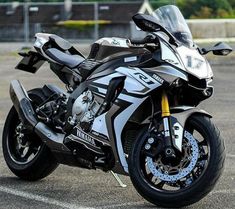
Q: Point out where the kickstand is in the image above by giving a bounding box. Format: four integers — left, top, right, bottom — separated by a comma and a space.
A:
110, 171, 127, 188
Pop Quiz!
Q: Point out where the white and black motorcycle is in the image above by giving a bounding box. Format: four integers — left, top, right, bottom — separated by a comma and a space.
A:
2, 5, 232, 207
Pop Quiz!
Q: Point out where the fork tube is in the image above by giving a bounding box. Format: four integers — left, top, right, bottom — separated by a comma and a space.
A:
161, 91, 174, 153
161, 91, 170, 117
161, 91, 171, 137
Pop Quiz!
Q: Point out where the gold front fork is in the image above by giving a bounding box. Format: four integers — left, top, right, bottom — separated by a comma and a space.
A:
161, 91, 170, 117
161, 91, 175, 156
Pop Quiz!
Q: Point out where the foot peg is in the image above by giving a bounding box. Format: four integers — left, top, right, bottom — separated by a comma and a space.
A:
110, 171, 127, 188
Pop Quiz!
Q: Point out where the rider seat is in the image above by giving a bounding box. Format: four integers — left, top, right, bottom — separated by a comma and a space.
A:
49, 34, 73, 51
45, 48, 85, 69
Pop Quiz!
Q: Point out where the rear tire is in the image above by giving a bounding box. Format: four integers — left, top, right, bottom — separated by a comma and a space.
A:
128, 115, 225, 207
2, 89, 58, 181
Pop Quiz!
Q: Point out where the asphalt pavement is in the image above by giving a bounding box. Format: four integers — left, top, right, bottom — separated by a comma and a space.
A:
0, 44, 234, 209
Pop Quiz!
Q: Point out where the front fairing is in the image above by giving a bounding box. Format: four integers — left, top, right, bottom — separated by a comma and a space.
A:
159, 38, 185, 72
176, 45, 213, 79
159, 39, 213, 80
148, 5, 213, 80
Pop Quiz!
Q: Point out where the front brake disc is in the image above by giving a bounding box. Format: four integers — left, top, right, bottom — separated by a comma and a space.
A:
146, 131, 199, 182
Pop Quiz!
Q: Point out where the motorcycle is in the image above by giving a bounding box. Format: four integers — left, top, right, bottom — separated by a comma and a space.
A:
2, 5, 232, 207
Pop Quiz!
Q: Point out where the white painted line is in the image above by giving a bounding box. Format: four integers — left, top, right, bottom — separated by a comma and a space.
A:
212, 189, 235, 194
97, 201, 145, 209
0, 186, 93, 209
227, 154, 235, 158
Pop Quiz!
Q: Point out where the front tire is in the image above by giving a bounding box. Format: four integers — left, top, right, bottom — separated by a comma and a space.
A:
2, 89, 58, 181
128, 115, 225, 208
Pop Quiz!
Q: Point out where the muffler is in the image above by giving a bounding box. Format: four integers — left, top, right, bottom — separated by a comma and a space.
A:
9, 80, 69, 152
10, 80, 37, 131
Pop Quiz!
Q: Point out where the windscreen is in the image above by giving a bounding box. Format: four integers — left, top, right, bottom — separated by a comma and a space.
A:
152, 5, 193, 47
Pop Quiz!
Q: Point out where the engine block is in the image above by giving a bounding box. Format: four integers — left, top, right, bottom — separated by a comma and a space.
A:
70, 90, 100, 131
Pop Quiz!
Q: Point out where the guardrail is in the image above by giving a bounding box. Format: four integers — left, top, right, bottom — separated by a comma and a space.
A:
187, 19, 235, 39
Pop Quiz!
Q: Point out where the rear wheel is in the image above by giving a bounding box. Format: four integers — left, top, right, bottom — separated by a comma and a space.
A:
128, 115, 225, 207
2, 89, 58, 181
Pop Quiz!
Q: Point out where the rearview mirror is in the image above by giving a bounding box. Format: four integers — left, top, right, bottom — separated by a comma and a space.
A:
212, 42, 232, 55
200, 42, 233, 56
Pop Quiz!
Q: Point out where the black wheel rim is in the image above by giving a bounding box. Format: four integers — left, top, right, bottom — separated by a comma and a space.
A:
6, 110, 43, 165
138, 121, 210, 192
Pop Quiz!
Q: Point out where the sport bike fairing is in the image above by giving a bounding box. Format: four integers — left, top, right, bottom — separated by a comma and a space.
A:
136, 4, 213, 80
159, 38, 213, 80
89, 67, 163, 173
15, 5, 216, 175
87, 30, 214, 173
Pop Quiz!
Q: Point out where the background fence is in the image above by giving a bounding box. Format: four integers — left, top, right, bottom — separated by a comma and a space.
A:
0, 1, 175, 42
1, 1, 234, 43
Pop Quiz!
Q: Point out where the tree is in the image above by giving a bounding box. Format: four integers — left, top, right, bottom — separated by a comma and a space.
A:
227, 0, 235, 8
176, 0, 233, 18
191, 6, 213, 19
176, 0, 197, 18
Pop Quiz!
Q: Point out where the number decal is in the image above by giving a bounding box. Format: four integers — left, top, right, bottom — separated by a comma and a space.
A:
186, 56, 204, 69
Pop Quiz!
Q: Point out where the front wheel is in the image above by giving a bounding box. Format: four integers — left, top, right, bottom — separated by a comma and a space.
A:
128, 115, 225, 208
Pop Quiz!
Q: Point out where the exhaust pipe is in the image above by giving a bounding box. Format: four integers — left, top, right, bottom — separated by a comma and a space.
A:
10, 80, 37, 131
9, 80, 69, 152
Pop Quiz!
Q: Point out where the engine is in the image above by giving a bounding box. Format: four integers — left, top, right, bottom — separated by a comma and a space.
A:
36, 88, 110, 169
68, 90, 101, 131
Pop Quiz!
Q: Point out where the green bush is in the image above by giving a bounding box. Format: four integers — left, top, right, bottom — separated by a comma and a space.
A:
175, 0, 235, 18
57, 20, 111, 31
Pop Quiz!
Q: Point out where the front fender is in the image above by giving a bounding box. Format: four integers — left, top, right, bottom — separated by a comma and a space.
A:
171, 106, 212, 126
170, 106, 212, 151
142, 106, 212, 125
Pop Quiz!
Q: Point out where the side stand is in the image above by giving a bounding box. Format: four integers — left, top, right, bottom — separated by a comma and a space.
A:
110, 171, 127, 188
